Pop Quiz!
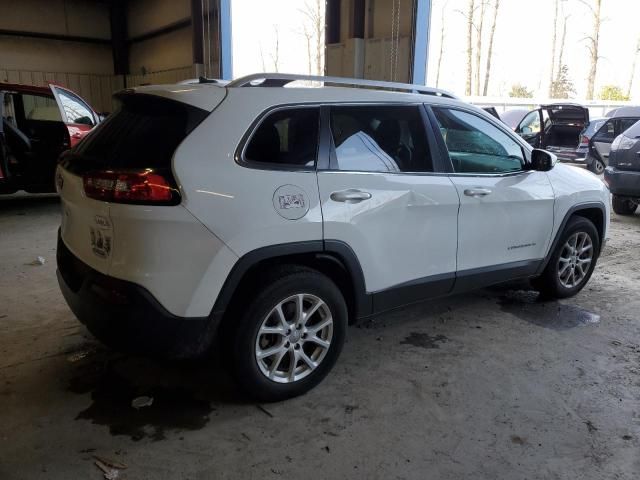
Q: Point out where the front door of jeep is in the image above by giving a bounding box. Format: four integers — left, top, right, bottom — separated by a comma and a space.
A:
430, 106, 555, 289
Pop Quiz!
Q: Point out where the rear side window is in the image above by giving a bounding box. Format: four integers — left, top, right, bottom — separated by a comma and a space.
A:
329, 105, 432, 172
73, 94, 207, 169
244, 107, 319, 168
433, 107, 524, 174
21, 94, 62, 122
593, 120, 615, 142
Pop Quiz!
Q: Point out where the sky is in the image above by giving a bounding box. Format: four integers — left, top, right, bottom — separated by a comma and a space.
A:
231, 0, 640, 101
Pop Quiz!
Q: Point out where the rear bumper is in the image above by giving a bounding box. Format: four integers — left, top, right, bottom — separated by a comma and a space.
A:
56, 232, 219, 358
604, 167, 640, 197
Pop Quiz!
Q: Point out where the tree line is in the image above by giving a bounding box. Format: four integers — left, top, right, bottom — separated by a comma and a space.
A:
435, 0, 638, 100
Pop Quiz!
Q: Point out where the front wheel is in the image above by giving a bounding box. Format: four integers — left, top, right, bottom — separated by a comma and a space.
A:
612, 195, 638, 215
532, 216, 600, 299
231, 266, 347, 402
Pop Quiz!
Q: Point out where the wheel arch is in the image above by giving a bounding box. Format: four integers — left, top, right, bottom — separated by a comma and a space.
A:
211, 240, 371, 331
537, 201, 606, 274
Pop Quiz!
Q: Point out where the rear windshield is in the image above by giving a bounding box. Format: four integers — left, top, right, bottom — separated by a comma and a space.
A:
73, 94, 208, 169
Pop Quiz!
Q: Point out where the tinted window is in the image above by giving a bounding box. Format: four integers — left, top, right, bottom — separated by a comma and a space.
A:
594, 120, 615, 141
433, 107, 524, 174
619, 118, 639, 135
330, 105, 432, 172
21, 94, 62, 122
57, 89, 94, 125
245, 108, 319, 167
73, 94, 207, 169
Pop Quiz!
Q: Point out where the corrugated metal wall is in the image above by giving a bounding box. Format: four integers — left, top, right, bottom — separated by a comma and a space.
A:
1, 65, 198, 114
126, 65, 196, 88
1, 68, 122, 114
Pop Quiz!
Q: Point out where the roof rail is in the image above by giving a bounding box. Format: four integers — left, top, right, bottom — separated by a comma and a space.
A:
226, 73, 458, 99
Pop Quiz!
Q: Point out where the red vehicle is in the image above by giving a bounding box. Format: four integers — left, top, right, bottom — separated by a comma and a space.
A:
0, 83, 101, 194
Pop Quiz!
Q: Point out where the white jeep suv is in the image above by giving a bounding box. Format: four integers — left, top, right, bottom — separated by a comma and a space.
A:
56, 74, 610, 401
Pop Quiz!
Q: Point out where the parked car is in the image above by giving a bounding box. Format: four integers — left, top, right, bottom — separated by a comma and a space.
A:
575, 116, 607, 172
0, 82, 99, 194
56, 74, 610, 401
500, 108, 530, 130
586, 106, 640, 175
482, 106, 501, 120
604, 119, 640, 215
513, 103, 589, 163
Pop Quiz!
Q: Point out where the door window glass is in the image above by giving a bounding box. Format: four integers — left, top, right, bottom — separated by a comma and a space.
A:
619, 118, 639, 135
21, 94, 62, 122
433, 107, 524, 174
244, 107, 319, 168
56, 90, 95, 125
593, 120, 615, 142
519, 111, 541, 134
329, 105, 432, 172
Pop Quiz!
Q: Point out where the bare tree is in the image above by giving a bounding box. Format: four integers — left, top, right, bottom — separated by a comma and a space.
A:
627, 37, 640, 99
271, 26, 280, 72
474, 0, 486, 95
300, 0, 325, 76
580, 0, 603, 100
301, 26, 313, 74
555, 14, 569, 85
482, 0, 500, 96
435, 2, 448, 88
548, 0, 559, 96
465, 0, 475, 96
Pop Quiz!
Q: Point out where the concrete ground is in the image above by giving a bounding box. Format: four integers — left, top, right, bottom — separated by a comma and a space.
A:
0, 193, 638, 480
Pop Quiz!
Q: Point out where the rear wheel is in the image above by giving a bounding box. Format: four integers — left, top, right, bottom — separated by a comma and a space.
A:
612, 195, 638, 215
230, 266, 347, 402
588, 158, 606, 175
532, 216, 599, 298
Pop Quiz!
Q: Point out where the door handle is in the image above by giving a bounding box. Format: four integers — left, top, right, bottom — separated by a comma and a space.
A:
464, 188, 492, 197
330, 189, 372, 203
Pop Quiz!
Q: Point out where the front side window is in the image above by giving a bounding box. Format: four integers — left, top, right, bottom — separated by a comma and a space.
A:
433, 107, 524, 174
244, 107, 319, 168
519, 110, 541, 134
57, 90, 95, 126
329, 105, 432, 173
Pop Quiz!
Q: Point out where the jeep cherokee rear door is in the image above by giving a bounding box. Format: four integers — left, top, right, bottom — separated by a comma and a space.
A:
317, 104, 459, 311
430, 106, 554, 288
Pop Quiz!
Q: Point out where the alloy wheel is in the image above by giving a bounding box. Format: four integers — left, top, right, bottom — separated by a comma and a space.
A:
254, 294, 333, 383
557, 231, 593, 288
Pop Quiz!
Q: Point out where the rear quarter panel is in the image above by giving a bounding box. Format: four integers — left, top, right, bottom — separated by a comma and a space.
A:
173, 89, 325, 258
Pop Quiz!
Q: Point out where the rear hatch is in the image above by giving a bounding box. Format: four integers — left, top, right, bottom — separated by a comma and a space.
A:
609, 120, 640, 172
57, 86, 222, 273
542, 104, 589, 161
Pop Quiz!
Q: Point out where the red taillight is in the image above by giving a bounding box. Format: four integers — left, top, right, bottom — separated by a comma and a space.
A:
579, 135, 590, 146
83, 169, 178, 204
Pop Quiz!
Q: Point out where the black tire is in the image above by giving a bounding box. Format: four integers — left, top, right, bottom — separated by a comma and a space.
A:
532, 216, 600, 299
612, 195, 638, 215
587, 158, 605, 175
230, 265, 347, 402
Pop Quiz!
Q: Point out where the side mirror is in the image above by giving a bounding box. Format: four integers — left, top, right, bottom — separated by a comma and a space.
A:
521, 126, 533, 134
530, 149, 556, 171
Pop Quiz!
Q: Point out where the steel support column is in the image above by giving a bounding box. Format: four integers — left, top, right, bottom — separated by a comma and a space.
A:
219, 0, 233, 79
411, 0, 431, 85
